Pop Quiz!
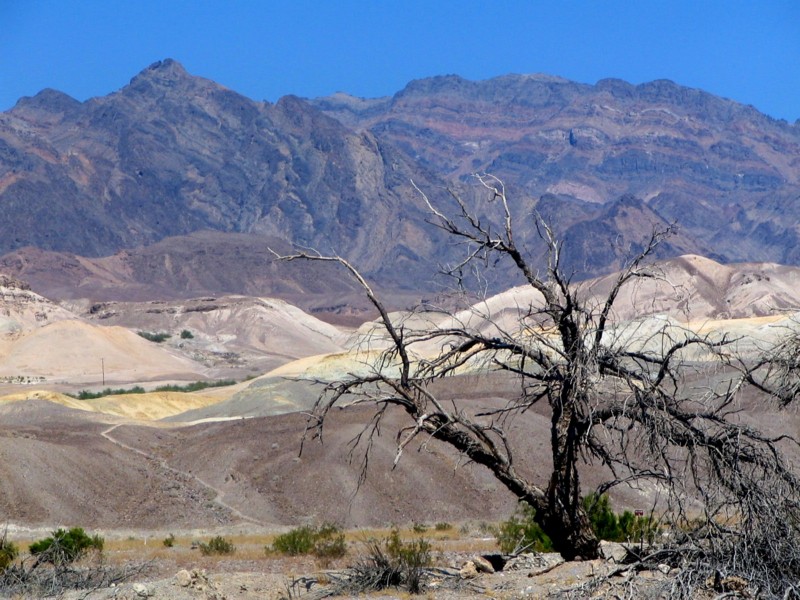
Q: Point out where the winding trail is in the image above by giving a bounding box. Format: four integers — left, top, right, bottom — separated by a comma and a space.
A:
101, 423, 266, 527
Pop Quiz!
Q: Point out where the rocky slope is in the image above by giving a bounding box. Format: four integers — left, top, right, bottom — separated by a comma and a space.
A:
0, 232, 411, 321
0, 59, 446, 288
2, 63, 800, 303
314, 73, 800, 267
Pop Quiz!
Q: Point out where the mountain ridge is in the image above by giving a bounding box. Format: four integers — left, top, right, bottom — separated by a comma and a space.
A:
2, 60, 800, 303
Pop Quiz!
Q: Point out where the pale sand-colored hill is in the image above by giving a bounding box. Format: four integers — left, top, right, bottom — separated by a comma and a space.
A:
264, 255, 800, 423
75, 295, 348, 375
343, 254, 800, 355
435, 254, 800, 333
183, 314, 790, 423
584, 254, 800, 321
0, 319, 208, 384
0, 283, 349, 417
205, 314, 797, 423
0, 276, 78, 336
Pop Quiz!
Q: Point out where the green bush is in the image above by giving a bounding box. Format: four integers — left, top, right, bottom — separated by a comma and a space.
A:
583, 493, 660, 543
270, 523, 346, 560
386, 528, 430, 570
582, 492, 621, 541
618, 510, 660, 545
137, 331, 171, 343
198, 536, 235, 556
271, 525, 316, 556
495, 502, 553, 554
312, 523, 347, 560
162, 533, 175, 548
70, 386, 146, 400
434, 522, 452, 531
0, 531, 18, 571
180, 329, 194, 339
29, 528, 104, 566
69, 379, 237, 400
153, 379, 236, 393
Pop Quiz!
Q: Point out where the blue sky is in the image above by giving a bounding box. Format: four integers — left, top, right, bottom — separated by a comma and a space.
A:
2, 1, 798, 120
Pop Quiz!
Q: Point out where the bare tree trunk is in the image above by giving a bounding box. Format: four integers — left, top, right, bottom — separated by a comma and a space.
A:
543, 394, 598, 560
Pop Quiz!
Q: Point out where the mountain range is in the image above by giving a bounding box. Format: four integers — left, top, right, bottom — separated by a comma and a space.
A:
1, 59, 799, 307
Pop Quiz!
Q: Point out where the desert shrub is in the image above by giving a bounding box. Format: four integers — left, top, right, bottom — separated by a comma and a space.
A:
617, 510, 660, 545
271, 525, 316, 556
385, 529, 431, 593
153, 379, 236, 393
434, 522, 452, 531
137, 331, 171, 343
583, 492, 621, 541
496, 502, 553, 554
198, 536, 235, 556
582, 493, 660, 543
312, 524, 347, 561
162, 533, 175, 548
0, 531, 18, 571
70, 386, 146, 400
180, 329, 194, 339
270, 523, 346, 560
411, 522, 427, 534
346, 529, 432, 594
29, 528, 104, 566
69, 379, 237, 400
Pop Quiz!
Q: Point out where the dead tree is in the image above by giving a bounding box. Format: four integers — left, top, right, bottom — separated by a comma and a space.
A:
277, 175, 800, 578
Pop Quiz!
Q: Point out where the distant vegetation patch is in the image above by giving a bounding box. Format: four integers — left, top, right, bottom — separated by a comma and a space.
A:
1, 375, 46, 385
152, 379, 236, 393
180, 329, 194, 339
68, 379, 237, 400
136, 331, 171, 343
198, 536, 235, 556
269, 523, 347, 560
70, 386, 146, 400
0, 531, 18, 571
29, 528, 104, 566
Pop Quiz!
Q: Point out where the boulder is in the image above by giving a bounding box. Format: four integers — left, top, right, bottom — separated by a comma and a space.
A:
132, 582, 151, 597
459, 561, 479, 579
175, 569, 192, 587
472, 555, 495, 573
599, 540, 629, 563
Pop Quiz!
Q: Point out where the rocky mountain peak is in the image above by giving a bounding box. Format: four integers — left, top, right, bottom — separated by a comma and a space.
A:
139, 58, 188, 79
9, 88, 82, 122
12, 88, 80, 110
125, 58, 195, 93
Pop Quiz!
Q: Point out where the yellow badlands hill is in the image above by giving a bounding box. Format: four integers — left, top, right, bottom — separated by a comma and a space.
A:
0, 387, 244, 421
